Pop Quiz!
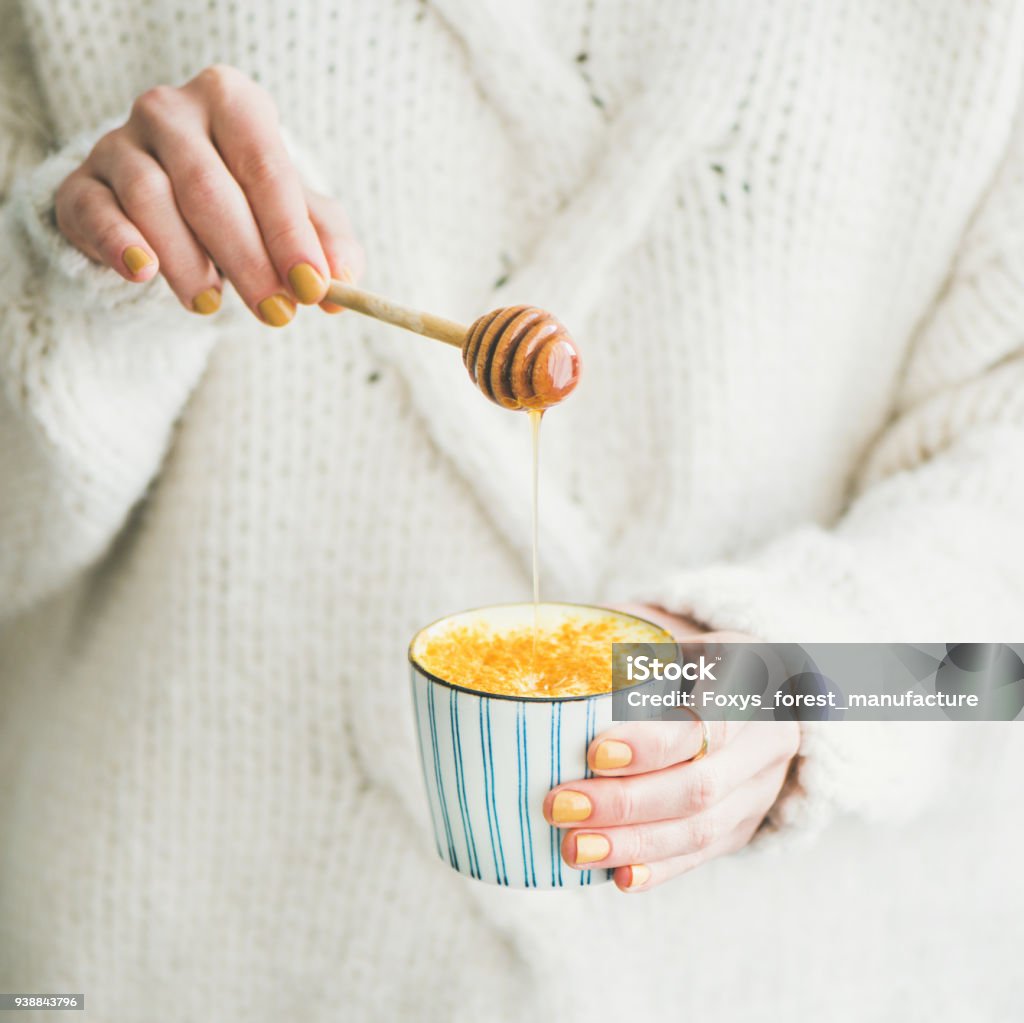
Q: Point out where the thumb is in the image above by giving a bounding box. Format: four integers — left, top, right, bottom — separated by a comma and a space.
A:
305, 189, 366, 313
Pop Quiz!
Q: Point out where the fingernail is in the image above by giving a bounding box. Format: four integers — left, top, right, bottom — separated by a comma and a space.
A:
287, 263, 326, 305
574, 834, 610, 865
191, 287, 221, 315
551, 790, 592, 824
123, 246, 153, 275
258, 294, 296, 327
626, 864, 651, 889
593, 740, 632, 770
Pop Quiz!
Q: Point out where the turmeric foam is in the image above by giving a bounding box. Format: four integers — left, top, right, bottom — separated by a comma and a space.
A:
415, 614, 670, 698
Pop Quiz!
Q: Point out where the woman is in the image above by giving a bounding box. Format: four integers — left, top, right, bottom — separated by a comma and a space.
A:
1, 1, 1020, 1019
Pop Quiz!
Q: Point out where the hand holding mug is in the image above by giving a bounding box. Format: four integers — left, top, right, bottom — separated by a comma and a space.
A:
544, 610, 800, 891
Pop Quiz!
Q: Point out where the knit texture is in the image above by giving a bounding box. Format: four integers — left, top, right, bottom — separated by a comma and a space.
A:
1, 1, 1023, 1020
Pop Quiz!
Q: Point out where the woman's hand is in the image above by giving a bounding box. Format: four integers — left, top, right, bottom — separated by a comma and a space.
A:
543, 608, 800, 892
55, 65, 362, 323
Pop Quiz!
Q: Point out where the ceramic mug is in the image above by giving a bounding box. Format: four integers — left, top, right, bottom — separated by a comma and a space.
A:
408, 602, 673, 889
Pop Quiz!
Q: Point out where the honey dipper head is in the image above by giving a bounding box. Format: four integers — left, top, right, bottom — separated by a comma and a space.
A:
461, 306, 582, 411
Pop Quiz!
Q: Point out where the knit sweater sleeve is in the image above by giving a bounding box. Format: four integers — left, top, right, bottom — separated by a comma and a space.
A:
0, 1, 219, 622
643, 99, 1024, 850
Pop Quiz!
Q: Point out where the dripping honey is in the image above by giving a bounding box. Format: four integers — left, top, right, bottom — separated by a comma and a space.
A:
529, 408, 543, 672
415, 395, 671, 696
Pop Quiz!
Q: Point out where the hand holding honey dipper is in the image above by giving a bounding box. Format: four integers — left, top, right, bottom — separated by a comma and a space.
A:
54, 64, 580, 413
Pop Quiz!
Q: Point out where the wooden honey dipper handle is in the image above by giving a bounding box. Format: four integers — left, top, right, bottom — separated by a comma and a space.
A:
324, 279, 466, 349
324, 278, 582, 411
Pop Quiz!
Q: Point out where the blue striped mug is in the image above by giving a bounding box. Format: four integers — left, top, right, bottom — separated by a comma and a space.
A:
408, 603, 673, 889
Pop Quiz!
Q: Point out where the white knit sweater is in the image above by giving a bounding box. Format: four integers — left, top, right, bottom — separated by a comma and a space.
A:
1, 1, 1022, 1020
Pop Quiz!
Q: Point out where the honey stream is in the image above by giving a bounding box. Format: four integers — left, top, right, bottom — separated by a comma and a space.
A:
529, 408, 543, 676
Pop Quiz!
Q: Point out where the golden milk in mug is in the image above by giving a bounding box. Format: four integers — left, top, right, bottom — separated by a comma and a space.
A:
409, 603, 672, 888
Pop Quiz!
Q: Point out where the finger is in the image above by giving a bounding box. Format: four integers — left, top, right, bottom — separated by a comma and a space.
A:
612, 853, 706, 892
587, 717, 739, 777
159, 136, 295, 325
608, 603, 707, 639
205, 82, 329, 305
560, 765, 787, 869
89, 137, 222, 314
55, 171, 158, 282
612, 806, 770, 893
306, 190, 365, 313
130, 89, 295, 326
545, 722, 792, 828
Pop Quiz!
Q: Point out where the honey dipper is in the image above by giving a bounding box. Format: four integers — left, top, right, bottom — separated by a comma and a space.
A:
324, 278, 581, 411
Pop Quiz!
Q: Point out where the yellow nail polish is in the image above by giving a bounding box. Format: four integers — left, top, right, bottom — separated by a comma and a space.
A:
191, 287, 221, 315
593, 740, 632, 771
551, 790, 592, 824
287, 263, 326, 304
575, 834, 610, 865
258, 294, 296, 327
123, 246, 153, 275
627, 864, 651, 889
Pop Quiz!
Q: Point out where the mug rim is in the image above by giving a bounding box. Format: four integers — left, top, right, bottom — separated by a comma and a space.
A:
408, 601, 676, 704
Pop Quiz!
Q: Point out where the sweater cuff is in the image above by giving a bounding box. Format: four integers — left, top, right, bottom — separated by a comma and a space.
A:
0, 121, 224, 514
631, 528, 949, 854
4, 119, 185, 319
639, 524, 888, 643
5, 120, 333, 319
